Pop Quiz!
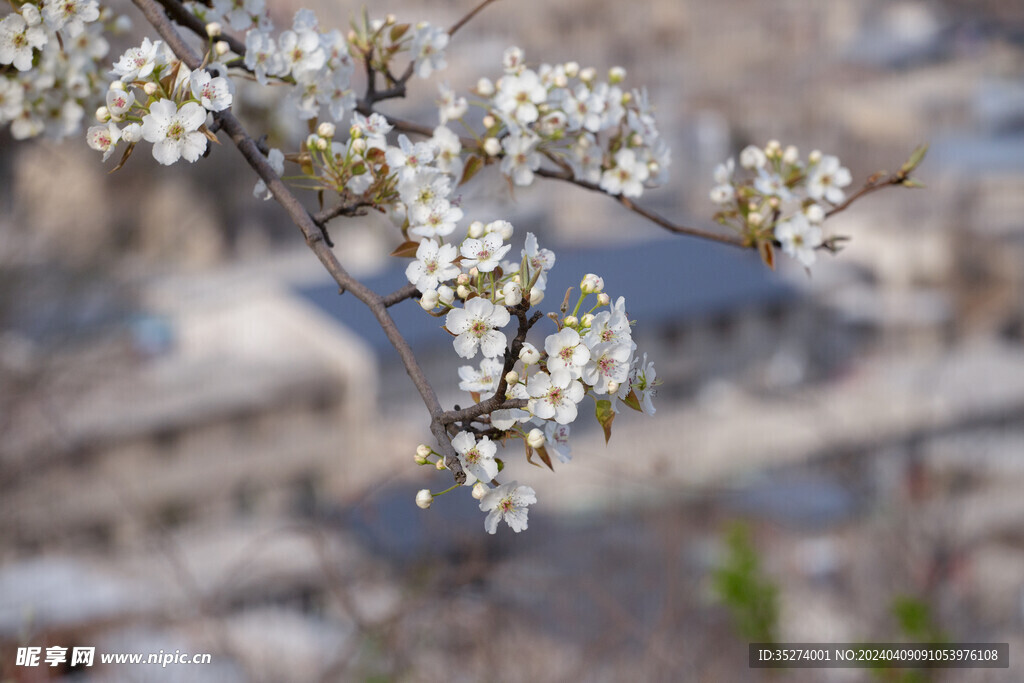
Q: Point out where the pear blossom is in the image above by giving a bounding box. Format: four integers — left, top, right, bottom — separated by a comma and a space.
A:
754, 169, 794, 200
411, 23, 448, 79
568, 133, 603, 183
500, 130, 541, 186
480, 481, 536, 534
544, 328, 590, 378
600, 148, 649, 198
408, 199, 463, 239
0, 14, 48, 71
458, 357, 504, 394
386, 134, 435, 182
545, 423, 572, 463
445, 297, 510, 359
279, 27, 325, 82
406, 238, 459, 293
111, 37, 163, 82
86, 121, 120, 160
105, 87, 135, 117
213, 0, 265, 31
584, 303, 632, 350
739, 144, 767, 170
775, 213, 822, 267
253, 147, 284, 199
494, 68, 547, 125
141, 98, 208, 165
437, 82, 467, 124
245, 30, 284, 84
807, 154, 851, 204
460, 232, 511, 273
628, 353, 658, 415
451, 431, 498, 485
431, 125, 463, 179
190, 69, 233, 112
582, 342, 632, 394
528, 369, 584, 425
521, 232, 555, 290
43, 0, 99, 37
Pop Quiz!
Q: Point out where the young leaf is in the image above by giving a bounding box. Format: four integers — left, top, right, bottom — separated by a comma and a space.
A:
460, 155, 483, 186
757, 239, 775, 270
389, 240, 420, 258
535, 445, 554, 471
595, 399, 616, 444
621, 390, 642, 413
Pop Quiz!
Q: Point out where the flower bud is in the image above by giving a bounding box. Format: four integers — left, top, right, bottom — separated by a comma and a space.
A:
349, 125, 362, 139
630, 132, 643, 147
471, 482, 488, 500
527, 428, 545, 448
456, 284, 471, 299
109, 80, 124, 91
416, 443, 432, 458
519, 343, 540, 365
121, 122, 142, 143
315, 137, 329, 151
113, 15, 132, 33
468, 266, 480, 279
483, 137, 501, 157
486, 219, 514, 240
385, 13, 396, 24
580, 273, 604, 294
597, 292, 611, 306
564, 61, 580, 78
501, 281, 522, 306
350, 137, 367, 154
435, 458, 447, 470
805, 203, 825, 224
215, 40, 230, 56
476, 77, 495, 96
504, 370, 519, 385
370, 18, 383, 31
306, 133, 321, 149
419, 290, 439, 310
768, 196, 780, 209
467, 220, 484, 238
437, 285, 455, 305
747, 212, 764, 227
143, 81, 158, 95
609, 66, 626, 84
581, 313, 595, 327
808, 149, 822, 164
205, 21, 222, 37
765, 139, 781, 157
579, 66, 596, 83
648, 160, 660, 175
563, 315, 579, 327
414, 452, 429, 465
739, 144, 767, 170
317, 122, 336, 138
415, 489, 433, 509
95, 106, 110, 122
482, 114, 496, 129
606, 380, 619, 394
783, 145, 799, 165
457, 273, 470, 285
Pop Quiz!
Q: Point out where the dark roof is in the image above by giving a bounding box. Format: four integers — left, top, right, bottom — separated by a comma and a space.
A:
298, 236, 798, 355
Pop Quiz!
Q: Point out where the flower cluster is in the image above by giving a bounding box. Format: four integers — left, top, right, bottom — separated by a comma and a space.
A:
409, 218, 659, 533
85, 38, 233, 165
457, 47, 670, 197
710, 141, 852, 267
0, 1, 127, 139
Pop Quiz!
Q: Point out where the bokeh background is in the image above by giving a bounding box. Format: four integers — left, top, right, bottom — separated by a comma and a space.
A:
2, 0, 1024, 680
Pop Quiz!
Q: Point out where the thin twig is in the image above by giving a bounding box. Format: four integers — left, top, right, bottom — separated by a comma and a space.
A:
132, 0, 467, 483
448, 0, 500, 37
382, 283, 419, 308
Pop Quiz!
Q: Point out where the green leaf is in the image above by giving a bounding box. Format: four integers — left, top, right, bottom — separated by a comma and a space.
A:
459, 154, 483, 186
595, 399, 615, 444
901, 143, 929, 174
901, 177, 926, 189
389, 23, 410, 42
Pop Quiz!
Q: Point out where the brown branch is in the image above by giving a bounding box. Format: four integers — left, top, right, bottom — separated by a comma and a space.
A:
382, 283, 419, 308
155, 0, 247, 58
448, 0, 500, 37
825, 169, 910, 219
132, 0, 467, 483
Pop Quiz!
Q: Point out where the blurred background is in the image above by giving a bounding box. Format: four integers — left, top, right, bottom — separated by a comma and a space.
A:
2, 0, 1024, 680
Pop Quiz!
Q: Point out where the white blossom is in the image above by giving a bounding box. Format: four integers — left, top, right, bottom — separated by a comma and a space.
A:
807, 154, 851, 204
528, 369, 584, 425
451, 431, 498, 485
600, 148, 649, 198
458, 357, 504, 394
480, 481, 536, 534
460, 232, 511, 273
445, 297, 510, 359
500, 130, 541, 186
141, 98, 207, 165
544, 328, 590, 379
0, 14, 47, 71
406, 238, 459, 293
411, 23, 447, 79
775, 213, 822, 267
253, 147, 284, 200
86, 121, 120, 160
190, 69, 233, 112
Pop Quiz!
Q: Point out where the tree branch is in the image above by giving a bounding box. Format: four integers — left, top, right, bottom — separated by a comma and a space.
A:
448, 0, 500, 37
132, 0, 467, 483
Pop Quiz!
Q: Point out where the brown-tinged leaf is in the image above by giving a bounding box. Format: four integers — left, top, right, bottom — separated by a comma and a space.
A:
757, 239, 775, 270
109, 142, 136, 173
595, 399, 616, 444
524, 443, 539, 467
389, 240, 420, 258
317, 189, 324, 212
622, 390, 642, 413
459, 154, 483, 186
560, 286, 573, 314
200, 125, 220, 144
365, 147, 386, 165
470, 391, 481, 404
535, 445, 554, 471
